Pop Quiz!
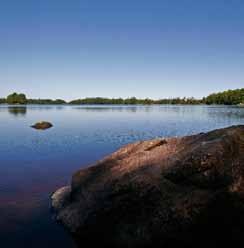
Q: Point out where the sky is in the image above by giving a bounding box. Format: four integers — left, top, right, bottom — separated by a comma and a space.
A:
0, 0, 244, 100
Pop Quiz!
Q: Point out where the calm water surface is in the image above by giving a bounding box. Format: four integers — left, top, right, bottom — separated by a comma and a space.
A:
0, 104, 244, 247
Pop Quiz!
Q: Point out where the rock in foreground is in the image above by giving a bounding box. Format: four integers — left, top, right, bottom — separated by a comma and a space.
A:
52, 125, 244, 248
31, 121, 53, 130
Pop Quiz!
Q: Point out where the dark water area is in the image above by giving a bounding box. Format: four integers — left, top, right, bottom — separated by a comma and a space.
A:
0, 104, 244, 247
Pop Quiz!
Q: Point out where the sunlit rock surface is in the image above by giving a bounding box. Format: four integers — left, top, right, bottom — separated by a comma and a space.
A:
31, 121, 53, 130
52, 125, 244, 248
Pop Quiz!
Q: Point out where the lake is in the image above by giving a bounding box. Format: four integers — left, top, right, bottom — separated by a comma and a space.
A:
0, 104, 244, 247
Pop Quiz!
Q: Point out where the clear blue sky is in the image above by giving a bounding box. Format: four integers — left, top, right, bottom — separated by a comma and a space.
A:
0, 0, 243, 100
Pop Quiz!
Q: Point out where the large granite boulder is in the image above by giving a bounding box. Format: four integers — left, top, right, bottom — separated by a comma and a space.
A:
52, 125, 244, 247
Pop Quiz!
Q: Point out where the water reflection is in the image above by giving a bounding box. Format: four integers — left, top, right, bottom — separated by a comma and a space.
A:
72, 105, 143, 113
0, 104, 244, 248
8, 106, 27, 116
206, 106, 244, 121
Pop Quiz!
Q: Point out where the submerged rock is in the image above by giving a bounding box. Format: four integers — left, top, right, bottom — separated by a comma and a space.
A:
52, 125, 244, 248
31, 121, 53, 130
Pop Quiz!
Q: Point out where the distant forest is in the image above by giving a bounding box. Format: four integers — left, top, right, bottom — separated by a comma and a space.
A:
0, 88, 244, 105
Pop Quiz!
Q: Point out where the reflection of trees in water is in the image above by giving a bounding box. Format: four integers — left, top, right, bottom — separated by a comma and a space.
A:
156, 105, 244, 121
72, 105, 154, 113
8, 106, 27, 116
206, 106, 244, 120
55, 106, 64, 110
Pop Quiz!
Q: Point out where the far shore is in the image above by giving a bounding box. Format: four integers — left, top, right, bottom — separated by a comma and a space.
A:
0, 88, 244, 107
0, 103, 243, 107
1, 88, 243, 105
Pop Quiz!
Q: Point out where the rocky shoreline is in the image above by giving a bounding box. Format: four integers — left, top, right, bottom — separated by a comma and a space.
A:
52, 125, 244, 247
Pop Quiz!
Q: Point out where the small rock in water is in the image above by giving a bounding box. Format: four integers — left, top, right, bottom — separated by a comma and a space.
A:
31, 121, 53, 130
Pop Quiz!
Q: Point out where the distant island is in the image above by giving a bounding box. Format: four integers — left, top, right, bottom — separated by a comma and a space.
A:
0, 88, 243, 105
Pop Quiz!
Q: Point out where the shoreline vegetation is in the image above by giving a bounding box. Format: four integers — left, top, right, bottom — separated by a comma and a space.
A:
0, 88, 243, 105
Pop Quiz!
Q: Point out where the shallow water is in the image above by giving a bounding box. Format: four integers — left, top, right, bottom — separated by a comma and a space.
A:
0, 104, 243, 247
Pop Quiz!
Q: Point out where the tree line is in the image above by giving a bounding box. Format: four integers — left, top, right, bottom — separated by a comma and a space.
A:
69, 97, 202, 105
1, 88, 244, 105
203, 88, 244, 105
0, 93, 66, 105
